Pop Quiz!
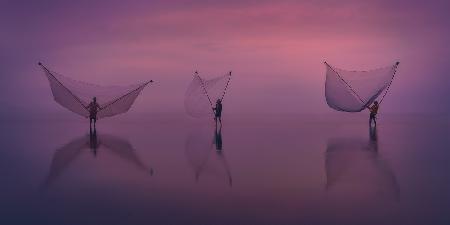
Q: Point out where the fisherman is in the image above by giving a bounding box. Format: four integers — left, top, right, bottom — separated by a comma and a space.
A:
87, 97, 101, 130
367, 101, 379, 127
213, 99, 223, 124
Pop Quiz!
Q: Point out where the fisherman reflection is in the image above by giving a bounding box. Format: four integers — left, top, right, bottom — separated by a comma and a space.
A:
89, 128, 99, 155
42, 131, 153, 188
369, 126, 378, 151
185, 126, 232, 186
214, 125, 223, 151
367, 101, 379, 127
325, 127, 399, 199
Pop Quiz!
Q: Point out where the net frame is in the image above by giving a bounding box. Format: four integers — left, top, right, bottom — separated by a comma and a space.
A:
39, 62, 152, 119
324, 61, 399, 112
185, 71, 232, 118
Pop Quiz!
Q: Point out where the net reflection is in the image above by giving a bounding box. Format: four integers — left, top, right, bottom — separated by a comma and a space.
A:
42, 129, 153, 188
185, 125, 232, 186
325, 127, 399, 199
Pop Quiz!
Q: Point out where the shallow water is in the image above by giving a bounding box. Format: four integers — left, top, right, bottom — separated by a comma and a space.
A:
1, 114, 449, 225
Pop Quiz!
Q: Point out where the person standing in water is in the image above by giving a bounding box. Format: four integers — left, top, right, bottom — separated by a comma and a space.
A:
367, 101, 379, 127
213, 99, 223, 125
86, 97, 101, 130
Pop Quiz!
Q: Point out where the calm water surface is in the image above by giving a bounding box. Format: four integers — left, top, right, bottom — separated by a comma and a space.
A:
1, 114, 449, 225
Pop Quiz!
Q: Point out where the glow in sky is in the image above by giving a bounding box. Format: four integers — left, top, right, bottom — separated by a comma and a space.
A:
1, 0, 449, 115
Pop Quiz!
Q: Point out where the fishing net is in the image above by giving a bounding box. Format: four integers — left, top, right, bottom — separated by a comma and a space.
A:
185, 71, 231, 118
40, 63, 151, 119
325, 62, 399, 112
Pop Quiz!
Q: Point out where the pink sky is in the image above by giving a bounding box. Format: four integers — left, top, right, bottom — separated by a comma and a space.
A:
1, 0, 449, 115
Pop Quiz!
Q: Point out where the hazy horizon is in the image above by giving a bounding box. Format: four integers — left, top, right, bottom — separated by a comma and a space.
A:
1, 2, 450, 224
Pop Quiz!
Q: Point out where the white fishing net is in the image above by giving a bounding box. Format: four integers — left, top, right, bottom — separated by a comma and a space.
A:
325, 62, 399, 112
184, 71, 231, 118
40, 63, 151, 119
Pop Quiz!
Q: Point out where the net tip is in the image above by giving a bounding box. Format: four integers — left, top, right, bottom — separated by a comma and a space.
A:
38, 62, 42, 66
396, 61, 400, 65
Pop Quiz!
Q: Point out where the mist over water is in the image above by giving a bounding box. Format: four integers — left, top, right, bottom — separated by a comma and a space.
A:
1, 114, 449, 225
1, 1, 449, 224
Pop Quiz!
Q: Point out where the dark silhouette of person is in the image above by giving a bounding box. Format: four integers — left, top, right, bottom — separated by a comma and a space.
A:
213, 99, 223, 124
367, 101, 379, 127
86, 97, 102, 130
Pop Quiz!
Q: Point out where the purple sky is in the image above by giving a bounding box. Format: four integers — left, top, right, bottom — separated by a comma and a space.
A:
1, 0, 449, 116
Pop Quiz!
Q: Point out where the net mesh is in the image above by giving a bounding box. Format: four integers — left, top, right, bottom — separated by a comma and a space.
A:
325, 62, 398, 112
184, 72, 231, 118
40, 64, 150, 119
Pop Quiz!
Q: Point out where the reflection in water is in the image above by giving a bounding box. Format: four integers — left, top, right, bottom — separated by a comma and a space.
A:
43, 129, 153, 188
214, 125, 223, 151
185, 125, 232, 186
325, 127, 399, 199
90, 129, 100, 155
